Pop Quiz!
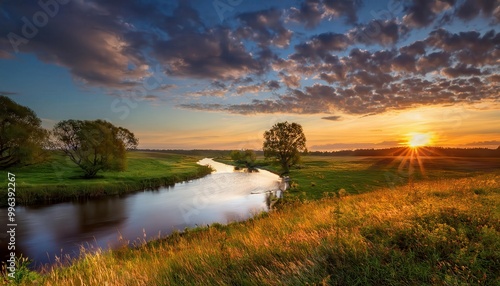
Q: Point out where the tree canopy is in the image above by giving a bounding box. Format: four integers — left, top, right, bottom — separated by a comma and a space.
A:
52, 119, 138, 178
230, 149, 257, 171
0, 95, 48, 169
263, 121, 307, 174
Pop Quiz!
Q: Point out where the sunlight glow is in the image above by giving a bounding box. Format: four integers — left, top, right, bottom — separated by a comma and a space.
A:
407, 133, 432, 148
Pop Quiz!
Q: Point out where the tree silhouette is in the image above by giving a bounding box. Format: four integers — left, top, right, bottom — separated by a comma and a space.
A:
53, 119, 138, 178
0, 96, 49, 169
263, 121, 307, 174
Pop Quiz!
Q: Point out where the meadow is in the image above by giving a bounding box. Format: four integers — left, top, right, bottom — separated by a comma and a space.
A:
219, 155, 500, 200
0, 151, 212, 206
2, 152, 500, 285
6, 172, 500, 285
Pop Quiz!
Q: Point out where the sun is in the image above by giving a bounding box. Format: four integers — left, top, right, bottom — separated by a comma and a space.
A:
407, 133, 432, 148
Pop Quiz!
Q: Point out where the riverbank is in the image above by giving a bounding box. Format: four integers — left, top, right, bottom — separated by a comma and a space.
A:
0, 151, 212, 206
9, 173, 500, 285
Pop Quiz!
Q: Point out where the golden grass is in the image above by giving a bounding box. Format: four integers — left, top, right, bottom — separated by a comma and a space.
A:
6, 174, 500, 285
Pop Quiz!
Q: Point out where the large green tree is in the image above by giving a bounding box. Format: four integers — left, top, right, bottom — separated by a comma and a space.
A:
52, 119, 138, 178
230, 149, 257, 171
0, 95, 49, 169
263, 121, 307, 174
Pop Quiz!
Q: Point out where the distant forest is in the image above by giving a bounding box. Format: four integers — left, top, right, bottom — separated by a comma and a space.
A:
308, 146, 500, 157
137, 146, 500, 158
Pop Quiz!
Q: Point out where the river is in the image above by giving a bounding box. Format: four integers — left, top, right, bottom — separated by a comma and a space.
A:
0, 159, 284, 268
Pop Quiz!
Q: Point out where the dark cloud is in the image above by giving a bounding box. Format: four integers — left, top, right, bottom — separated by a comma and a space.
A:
154, 28, 266, 80
349, 20, 406, 46
441, 64, 484, 78
288, 0, 324, 28
455, 0, 498, 21
267, 80, 281, 90
323, 0, 363, 24
392, 53, 417, 72
399, 40, 427, 56
426, 29, 499, 54
236, 8, 292, 48
1, 0, 498, 118
0, 1, 151, 88
288, 0, 363, 28
291, 32, 351, 63
416, 51, 451, 73
279, 72, 301, 88
162, 1, 206, 36
403, 0, 456, 27
321, 115, 342, 121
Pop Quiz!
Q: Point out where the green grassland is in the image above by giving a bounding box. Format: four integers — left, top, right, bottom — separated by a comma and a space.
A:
0, 151, 212, 206
3, 153, 500, 285
9, 173, 500, 285
219, 155, 500, 200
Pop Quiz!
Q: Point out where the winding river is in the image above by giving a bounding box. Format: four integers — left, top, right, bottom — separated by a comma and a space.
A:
0, 159, 283, 268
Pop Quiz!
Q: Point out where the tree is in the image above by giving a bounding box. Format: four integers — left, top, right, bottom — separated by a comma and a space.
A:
230, 149, 257, 171
0, 96, 49, 169
52, 119, 138, 178
263, 121, 307, 174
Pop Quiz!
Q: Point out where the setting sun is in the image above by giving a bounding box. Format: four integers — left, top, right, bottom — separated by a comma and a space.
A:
407, 133, 432, 148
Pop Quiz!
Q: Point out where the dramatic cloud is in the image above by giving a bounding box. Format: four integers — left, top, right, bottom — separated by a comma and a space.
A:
349, 20, 407, 46
1, 0, 498, 119
288, 0, 324, 28
403, 0, 456, 27
236, 8, 292, 48
154, 28, 267, 80
455, 0, 498, 21
441, 64, 484, 78
288, 0, 363, 27
323, 0, 363, 24
0, 1, 151, 88
291, 32, 351, 63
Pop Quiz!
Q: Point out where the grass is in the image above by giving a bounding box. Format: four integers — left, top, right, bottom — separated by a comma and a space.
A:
6, 173, 500, 285
219, 155, 500, 200
0, 151, 212, 206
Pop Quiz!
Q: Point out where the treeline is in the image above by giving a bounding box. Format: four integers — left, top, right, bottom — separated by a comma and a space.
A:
139, 147, 500, 158
136, 149, 265, 157
308, 147, 500, 157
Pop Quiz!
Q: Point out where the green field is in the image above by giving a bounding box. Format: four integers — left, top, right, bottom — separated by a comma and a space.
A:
8, 173, 500, 285
219, 155, 500, 200
3, 153, 500, 285
0, 151, 212, 206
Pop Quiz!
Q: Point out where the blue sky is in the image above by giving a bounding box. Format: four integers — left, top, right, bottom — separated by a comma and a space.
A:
0, 0, 499, 150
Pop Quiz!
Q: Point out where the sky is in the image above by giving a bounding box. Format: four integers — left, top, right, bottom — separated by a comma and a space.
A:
0, 0, 499, 151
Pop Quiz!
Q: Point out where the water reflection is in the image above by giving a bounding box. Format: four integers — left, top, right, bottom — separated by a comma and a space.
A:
0, 159, 282, 267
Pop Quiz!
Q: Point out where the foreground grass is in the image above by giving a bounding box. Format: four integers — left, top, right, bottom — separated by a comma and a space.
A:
0, 151, 212, 206
8, 174, 500, 285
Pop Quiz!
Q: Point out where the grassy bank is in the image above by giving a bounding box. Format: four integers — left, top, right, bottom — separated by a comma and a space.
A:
8, 173, 500, 285
0, 151, 212, 206
218, 155, 500, 200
